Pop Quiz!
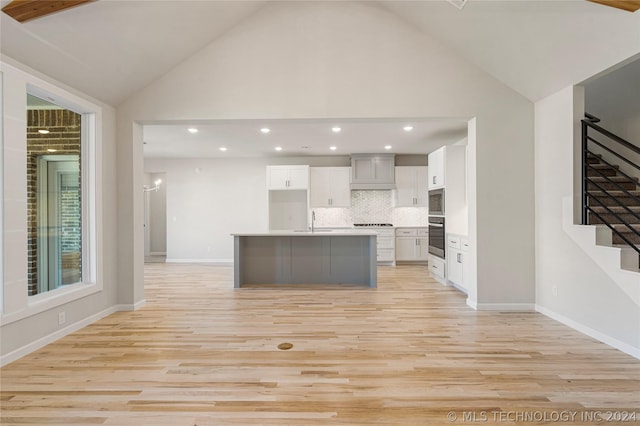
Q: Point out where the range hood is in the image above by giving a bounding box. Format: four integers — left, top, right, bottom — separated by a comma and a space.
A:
350, 154, 396, 190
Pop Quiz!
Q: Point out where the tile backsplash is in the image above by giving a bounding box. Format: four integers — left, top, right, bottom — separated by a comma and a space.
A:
312, 190, 428, 227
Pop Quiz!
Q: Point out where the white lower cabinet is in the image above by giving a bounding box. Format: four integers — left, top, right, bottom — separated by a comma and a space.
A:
395, 228, 429, 261
428, 254, 446, 282
446, 234, 468, 292
351, 227, 395, 263
376, 228, 395, 263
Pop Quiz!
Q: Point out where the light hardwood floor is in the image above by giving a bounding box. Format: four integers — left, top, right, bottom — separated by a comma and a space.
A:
1, 263, 639, 425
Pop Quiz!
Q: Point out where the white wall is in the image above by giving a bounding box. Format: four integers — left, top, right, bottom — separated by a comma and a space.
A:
145, 156, 352, 261
0, 57, 119, 362
584, 58, 640, 180
585, 58, 640, 144
535, 86, 640, 354
120, 1, 535, 309
149, 172, 167, 254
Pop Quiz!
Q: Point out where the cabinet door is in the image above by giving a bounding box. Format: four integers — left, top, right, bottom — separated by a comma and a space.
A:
352, 158, 373, 182
310, 168, 331, 207
329, 167, 351, 207
429, 255, 446, 280
351, 155, 394, 184
373, 157, 394, 181
395, 237, 417, 261
394, 167, 416, 207
287, 166, 309, 189
428, 148, 445, 189
447, 249, 464, 285
310, 167, 350, 208
416, 237, 429, 260
267, 166, 289, 190
414, 166, 428, 206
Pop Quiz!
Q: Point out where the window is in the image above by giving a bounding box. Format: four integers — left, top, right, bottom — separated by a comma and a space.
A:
26, 91, 95, 296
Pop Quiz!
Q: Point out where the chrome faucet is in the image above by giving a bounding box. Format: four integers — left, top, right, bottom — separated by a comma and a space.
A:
311, 210, 316, 233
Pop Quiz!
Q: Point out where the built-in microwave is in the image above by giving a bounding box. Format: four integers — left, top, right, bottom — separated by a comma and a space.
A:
428, 189, 445, 216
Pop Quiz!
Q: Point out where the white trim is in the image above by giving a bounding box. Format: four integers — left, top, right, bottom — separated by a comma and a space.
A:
149, 252, 166, 256
166, 258, 233, 265
475, 303, 535, 311
466, 298, 477, 310
118, 299, 146, 312
1, 283, 102, 326
536, 304, 640, 360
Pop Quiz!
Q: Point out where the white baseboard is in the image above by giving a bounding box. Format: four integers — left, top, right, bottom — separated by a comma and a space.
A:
466, 298, 478, 309
166, 258, 233, 265
116, 299, 146, 311
475, 303, 536, 311
1, 301, 146, 367
149, 251, 166, 256
536, 304, 640, 360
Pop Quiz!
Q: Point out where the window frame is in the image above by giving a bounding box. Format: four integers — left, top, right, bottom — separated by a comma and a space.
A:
0, 79, 102, 324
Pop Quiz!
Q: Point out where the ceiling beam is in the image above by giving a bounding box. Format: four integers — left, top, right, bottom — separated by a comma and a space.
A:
2, 0, 94, 23
588, 0, 640, 12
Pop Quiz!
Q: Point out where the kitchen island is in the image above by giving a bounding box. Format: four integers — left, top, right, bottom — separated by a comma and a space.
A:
232, 231, 377, 288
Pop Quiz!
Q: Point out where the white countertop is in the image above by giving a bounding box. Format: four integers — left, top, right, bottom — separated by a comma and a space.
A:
232, 230, 378, 237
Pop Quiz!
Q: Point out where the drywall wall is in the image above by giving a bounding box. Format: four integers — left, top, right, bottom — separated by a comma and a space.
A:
120, 0, 535, 309
0, 57, 119, 362
585, 58, 640, 144
144, 156, 350, 261
535, 85, 639, 355
149, 172, 167, 254
584, 58, 640, 181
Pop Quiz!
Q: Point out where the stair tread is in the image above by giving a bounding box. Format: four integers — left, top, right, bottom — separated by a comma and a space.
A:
590, 163, 619, 169
611, 223, 640, 231
589, 176, 638, 183
588, 190, 640, 196
591, 206, 640, 212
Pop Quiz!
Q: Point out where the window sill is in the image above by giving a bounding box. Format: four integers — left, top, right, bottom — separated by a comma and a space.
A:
0, 281, 102, 326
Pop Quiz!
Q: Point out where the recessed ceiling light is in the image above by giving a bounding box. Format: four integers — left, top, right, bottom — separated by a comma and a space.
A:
47, 148, 57, 152
331, 127, 341, 133
275, 146, 283, 151
384, 145, 392, 150
188, 128, 198, 134
403, 126, 414, 132
330, 146, 337, 151
38, 129, 50, 134
219, 147, 227, 152
261, 128, 271, 134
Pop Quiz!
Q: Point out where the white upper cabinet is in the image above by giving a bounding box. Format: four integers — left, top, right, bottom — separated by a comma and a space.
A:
350, 154, 395, 189
266, 165, 309, 190
427, 147, 445, 189
394, 166, 428, 207
310, 167, 351, 208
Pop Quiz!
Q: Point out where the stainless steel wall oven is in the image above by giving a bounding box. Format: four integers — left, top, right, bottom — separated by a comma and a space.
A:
428, 216, 445, 258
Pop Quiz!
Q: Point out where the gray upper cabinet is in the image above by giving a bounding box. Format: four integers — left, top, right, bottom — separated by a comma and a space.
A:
350, 154, 395, 189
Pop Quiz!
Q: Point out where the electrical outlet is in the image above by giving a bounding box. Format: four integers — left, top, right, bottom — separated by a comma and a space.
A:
552, 286, 558, 296
58, 311, 66, 325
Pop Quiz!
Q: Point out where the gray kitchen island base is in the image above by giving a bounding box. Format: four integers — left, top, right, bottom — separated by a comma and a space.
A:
233, 233, 377, 288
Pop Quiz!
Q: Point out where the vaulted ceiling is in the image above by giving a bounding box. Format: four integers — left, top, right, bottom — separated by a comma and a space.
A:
1, 0, 639, 106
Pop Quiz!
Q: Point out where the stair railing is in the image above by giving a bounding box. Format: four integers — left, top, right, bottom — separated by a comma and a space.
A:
581, 113, 640, 255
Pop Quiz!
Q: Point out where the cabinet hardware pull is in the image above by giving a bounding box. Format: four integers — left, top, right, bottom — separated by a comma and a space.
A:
457, 253, 462, 263
432, 176, 436, 184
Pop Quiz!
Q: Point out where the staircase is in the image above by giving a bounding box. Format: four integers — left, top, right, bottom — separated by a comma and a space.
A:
582, 114, 640, 271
